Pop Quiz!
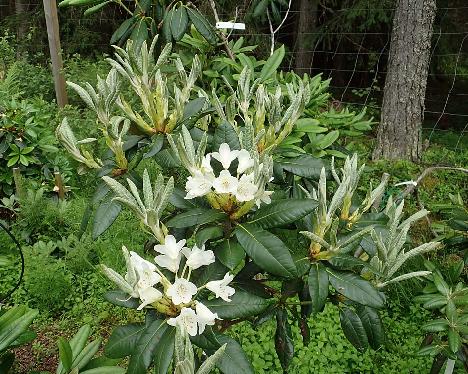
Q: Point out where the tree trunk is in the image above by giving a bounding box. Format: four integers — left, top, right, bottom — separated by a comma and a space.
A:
294, 0, 318, 74
372, 0, 436, 161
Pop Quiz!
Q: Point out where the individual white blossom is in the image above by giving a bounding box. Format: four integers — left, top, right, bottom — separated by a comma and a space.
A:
212, 170, 239, 194
206, 272, 235, 302
256, 190, 273, 208
200, 154, 213, 174
211, 143, 239, 169
235, 173, 258, 202
137, 287, 163, 311
167, 307, 198, 336
237, 149, 254, 174
196, 302, 219, 334
129, 251, 161, 289
166, 278, 198, 305
182, 245, 215, 270
154, 235, 187, 273
185, 171, 214, 199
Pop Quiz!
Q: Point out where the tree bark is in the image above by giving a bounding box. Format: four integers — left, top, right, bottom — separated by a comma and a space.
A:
372, 0, 436, 161
294, 0, 318, 74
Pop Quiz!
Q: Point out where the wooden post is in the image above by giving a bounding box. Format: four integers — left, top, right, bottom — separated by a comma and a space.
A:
43, 0, 68, 107
54, 171, 66, 200
12, 168, 24, 199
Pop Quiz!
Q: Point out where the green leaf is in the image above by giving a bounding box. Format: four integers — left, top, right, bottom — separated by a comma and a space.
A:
212, 121, 240, 152
152, 327, 175, 374
111, 18, 137, 45
327, 269, 385, 309
340, 307, 369, 351
195, 334, 254, 374
167, 208, 227, 228
81, 368, 126, 374
84, 0, 111, 16
356, 306, 383, 350
142, 134, 164, 159
186, 7, 218, 45
127, 320, 168, 374
235, 223, 297, 278
215, 239, 245, 270
448, 328, 461, 354
182, 97, 207, 121
295, 118, 327, 133
162, 8, 174, 43
316, 130, 339, 149
276, 155, 328, 179
275, 309, 294, 371
130, 19, 148, 50
252, 0, 269, 18
203, 291, 271, 319
92, 200, 122, 239
195, 226, 224, 246
422, 318, 449, 333
171, 5, 189, 41
307, 263, 329, 314
248, 198, 318, 229
58, 337, 73, 372
259, 45, 285, 81
105, 323, 145, 359
104, 291, 140, 309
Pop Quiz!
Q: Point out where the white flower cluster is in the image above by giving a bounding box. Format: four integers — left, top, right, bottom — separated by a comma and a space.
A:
102, 236, 235, 337
185, 143, 273, 207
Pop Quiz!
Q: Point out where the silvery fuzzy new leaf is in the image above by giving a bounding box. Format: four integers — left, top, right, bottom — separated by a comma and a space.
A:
369, 201, 440, 288
67, 68, 119, 126
55, 118, 102, 173
107, 36, 200, 135
102, 170, 173, 242
174, 327, 226, 374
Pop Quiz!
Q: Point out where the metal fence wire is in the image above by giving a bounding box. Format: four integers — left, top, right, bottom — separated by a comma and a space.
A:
0, 1, 467, 151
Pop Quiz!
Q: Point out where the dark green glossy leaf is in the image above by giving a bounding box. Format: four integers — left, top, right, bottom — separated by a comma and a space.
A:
259, 45, 284, 81
276, 155, 328, 179
327, 269, 385, 309
170, 5, 189, 41
275, 309, 294, 371
356, 306, 383, 350
186, 7, 218, 44
152, 326, 175, 374
308, 263, 329, 314
92, 200, 121, 239
58, 337, 73, 372
212, 121, 240, 152
340, 307, 369, 351
105, 323, 145, 358
203, 291, 271, 319
127, 320, 168, 374
142, 134, 164, 159
104, 291, 139, 309
167, 208, 227, 228
235, 224, 297, 278
215, 239, 245, 270
196, 226, 224, 247
130, 19, 148, 51
248, 198, 318, 229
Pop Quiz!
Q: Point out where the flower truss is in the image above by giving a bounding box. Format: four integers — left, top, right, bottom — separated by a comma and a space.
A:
169, 126, 274, 219
101, 235, 235, 337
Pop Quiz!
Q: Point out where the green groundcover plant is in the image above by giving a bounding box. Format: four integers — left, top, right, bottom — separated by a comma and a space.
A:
53, 35, 445, 373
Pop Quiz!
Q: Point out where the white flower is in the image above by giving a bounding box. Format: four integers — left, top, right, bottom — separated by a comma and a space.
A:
154, 235, 187, 259
129, 251, 161, 289
137, 287, 163, 310
196, 302, 219, 334
182, 244, 215, 270
256, 190, 273, 208
235, 173, 258, 202
185, 171, 214, 199
206, 272, 235, 302
166, 278, 198, 305
154, 235, 186, 273
211, 143, 239, 169
200, 154, 213, 174
212, 170, 238, 194
154, 254, 182, 273
167, 307, 198, 336
237, 149, 254, 174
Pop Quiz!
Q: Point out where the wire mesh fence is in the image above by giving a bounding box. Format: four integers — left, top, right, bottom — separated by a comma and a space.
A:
1, 1, 467, 151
